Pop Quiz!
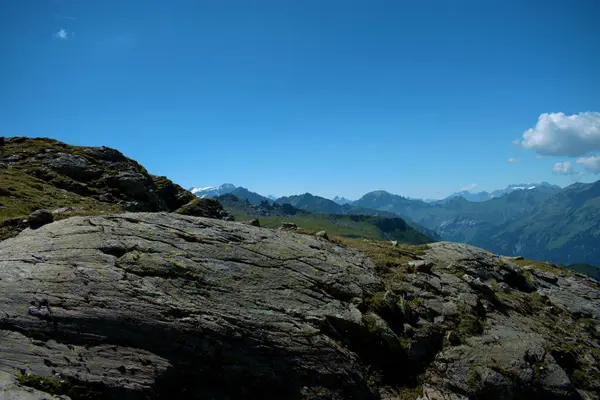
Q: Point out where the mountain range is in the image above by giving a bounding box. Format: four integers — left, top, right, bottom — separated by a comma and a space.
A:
440, 182, 562, 203
217, 193, 433, 245
191, 181, 600, 268
190, 184, 271, 205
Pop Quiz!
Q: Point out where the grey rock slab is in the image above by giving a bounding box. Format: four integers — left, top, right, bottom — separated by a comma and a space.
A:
0, 212, 383, 399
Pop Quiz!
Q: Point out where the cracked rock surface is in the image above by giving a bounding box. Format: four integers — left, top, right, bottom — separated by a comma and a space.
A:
0, 215, 599, 399
0, 212, 382, 399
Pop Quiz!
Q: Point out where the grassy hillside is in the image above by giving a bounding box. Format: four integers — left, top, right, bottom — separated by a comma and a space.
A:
226, 208, 434, 245
0, 164, 120, 240
273, 193, 440, 240
0, 136, 193, 240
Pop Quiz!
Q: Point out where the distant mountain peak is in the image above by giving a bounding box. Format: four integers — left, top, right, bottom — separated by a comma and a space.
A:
190, 183, 236, 197
332, 196, 353, 205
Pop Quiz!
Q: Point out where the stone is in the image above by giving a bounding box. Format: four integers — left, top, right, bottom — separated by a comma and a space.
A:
408, 260, 432, 273
175, 198, 232, 220
497, 282, 511, 293
104, 171, 152, 199
532, 269, 559, 284
279, 222, 298, 230
27, 209, 53, 227
245, 219, 261, 227
46, 153, 102, 181
391, 241, 398, 247
28, 166, 57, 181
316, 230, 329, 240
51, 206, 79, 214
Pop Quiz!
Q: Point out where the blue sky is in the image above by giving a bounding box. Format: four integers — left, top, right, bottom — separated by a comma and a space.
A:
2, 0, 599, 199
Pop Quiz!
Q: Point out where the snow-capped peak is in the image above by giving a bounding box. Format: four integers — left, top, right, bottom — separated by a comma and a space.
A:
189, 184, 237, 198
190, 186, 219, 194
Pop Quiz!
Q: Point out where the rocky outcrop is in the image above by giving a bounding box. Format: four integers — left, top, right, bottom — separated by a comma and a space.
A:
0, 137, 194, 213
175, 198, 233, 220
0, 213, 382, 399
151, 175, 195, 212
416, 243, 599, 400
0, 215, 598, 399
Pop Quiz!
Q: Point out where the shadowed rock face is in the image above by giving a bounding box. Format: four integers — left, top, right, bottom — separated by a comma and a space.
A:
0, 214, 599, 400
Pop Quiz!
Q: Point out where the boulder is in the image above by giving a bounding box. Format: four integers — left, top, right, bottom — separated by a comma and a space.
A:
279, 222, 298, 230
408, 260, 432, 273
316, 230, 329, 240
175, 198, 232, 220
27, 209, 53, 227
532, 269, 559, 284
246, 219, 261, 227
46, 153, 103, 181
82, 146, 129, 162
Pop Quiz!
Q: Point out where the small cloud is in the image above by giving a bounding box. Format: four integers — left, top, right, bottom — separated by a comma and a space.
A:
461, 183, 478, 191
536, 155, 545, 159
54, 29, 69, 40
576, 155, 600, 174
552, 161, 576, 175
507, 158, 519, 164
54, 13, 77, 20
517, 112, 600, 156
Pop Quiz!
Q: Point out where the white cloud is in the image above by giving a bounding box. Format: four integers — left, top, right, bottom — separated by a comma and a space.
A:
552, 161, 575, 175
517, 112, 600, 156
507, 157, 519, 164
54, 29, 69, 40
576, 155, 600, 174
461, 183, 478, 191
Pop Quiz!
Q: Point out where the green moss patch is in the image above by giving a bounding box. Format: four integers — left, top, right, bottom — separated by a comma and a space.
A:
16, 373, 102, 399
